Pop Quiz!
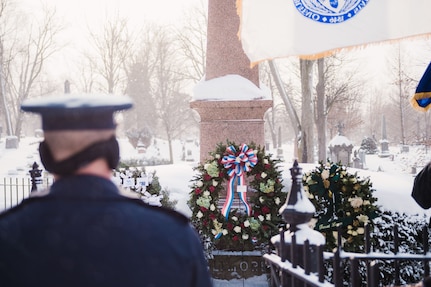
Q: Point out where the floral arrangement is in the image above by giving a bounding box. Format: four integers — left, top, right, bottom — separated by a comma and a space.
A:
113, 167, 177, 209
302, 160, 381, 252
189, 142, 286, 251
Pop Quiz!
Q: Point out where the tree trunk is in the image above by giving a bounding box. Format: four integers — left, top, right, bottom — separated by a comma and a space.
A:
300, 59, 315, 163
316, 58, 327, 162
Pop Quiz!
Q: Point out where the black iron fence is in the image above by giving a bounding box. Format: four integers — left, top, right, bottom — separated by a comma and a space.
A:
264, 224, 431, 287
0, 176, 53, 211
265, 160, 431, 287
0, 161, 53, 211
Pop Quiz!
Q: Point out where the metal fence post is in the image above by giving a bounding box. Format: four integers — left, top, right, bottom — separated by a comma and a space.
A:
29, 162, 42, 192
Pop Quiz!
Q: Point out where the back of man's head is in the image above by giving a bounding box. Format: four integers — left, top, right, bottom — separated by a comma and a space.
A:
21, 94, 133, 176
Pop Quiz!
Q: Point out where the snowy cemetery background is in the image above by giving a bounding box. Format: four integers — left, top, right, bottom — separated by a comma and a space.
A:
1, 135, 431, 286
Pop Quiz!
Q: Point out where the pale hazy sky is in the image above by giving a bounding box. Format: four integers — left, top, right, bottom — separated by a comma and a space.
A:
18, 0, 204, 87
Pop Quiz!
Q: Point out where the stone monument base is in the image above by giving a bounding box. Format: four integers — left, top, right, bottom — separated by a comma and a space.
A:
191, 100, 272, 163
209, 250, 269, 283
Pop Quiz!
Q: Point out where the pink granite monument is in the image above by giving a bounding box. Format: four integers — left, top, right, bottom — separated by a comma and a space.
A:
191, 0, 272, 163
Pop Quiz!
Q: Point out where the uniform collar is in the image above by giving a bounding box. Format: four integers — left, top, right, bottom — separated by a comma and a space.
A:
48, 175, 121, 199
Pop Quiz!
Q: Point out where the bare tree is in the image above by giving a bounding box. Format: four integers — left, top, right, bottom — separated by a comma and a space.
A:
175, 0, 207, 83
152, 29, 197, 163
300, 59, 315, 163
0, 3, 62, 137
87, 13, 133, 94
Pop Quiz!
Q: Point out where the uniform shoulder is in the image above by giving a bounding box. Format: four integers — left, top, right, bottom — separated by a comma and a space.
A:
0, 198, 36, 219
129, 198, 190, 224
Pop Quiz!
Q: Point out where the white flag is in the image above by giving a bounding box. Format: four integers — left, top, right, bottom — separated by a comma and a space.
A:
237, 0, 431, 63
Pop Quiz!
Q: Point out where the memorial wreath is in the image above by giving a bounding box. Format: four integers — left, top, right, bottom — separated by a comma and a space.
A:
189, 142, 286, 251
302, 160, 381, 251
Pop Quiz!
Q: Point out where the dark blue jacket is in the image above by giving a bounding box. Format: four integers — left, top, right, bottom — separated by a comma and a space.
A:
0, 175, 212, 287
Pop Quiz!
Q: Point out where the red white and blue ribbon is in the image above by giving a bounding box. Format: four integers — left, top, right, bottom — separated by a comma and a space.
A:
220, 144, 258, 219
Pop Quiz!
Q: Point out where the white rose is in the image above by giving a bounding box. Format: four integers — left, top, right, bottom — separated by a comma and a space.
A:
212, 180, 218, 187
261, 172, 267, 179
244, 220, 250, 228
357, 214, 369, 223
242, 233, 249, 240
349, 197, 363, 208
211, 229, 217, 235
222, 229, 228, 235
232, 216, 238, 221
215, 154, 221, 159
197, 211, 203, 218
263, 159, 269, 164
357, 227, 365, 234
321, 169, 330, 180
203, 191, 210, 197
352, 231, 358, 236
266, 214, 271, 220
234, 226, 241, 233
258, 215, 265, 221
210, 204, 216, 211
197, 181, 203, 187
259, 196, 264, 203
275, 197, 281, 205
204, 163, 210, 170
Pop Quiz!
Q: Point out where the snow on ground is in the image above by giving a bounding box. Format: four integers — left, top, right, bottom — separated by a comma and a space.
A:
1, 136, 431, 219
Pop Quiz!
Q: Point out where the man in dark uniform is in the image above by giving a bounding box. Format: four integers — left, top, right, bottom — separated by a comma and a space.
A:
0, 94, 212, 287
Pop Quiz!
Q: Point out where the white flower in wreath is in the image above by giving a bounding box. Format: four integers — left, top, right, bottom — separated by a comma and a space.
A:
263, 159, 269, 165
258, 215, 264, 221
203, 190, 210, 197
275, 197, 281, 205
215, 154, 221, 159
234, 226, 241, 233
212, 180, 218, 187
244, 220, 250, 228
349, 197, 363, 208
197, 211, 203, 218
357, 214, 369, 224
357, 227, 365, 234
210, 204, 216, 211
363, 200, 370, 206
266, 214, 271, 221
197, 180, 203, 187
321, 169, 330, 180
232, 216, 238, 221
259, 196, 264, 203
261, 172, 268, 179
222, 229, 228, 235
242, 233, 249, 240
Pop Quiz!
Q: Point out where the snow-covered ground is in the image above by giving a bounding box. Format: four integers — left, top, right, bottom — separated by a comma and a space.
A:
1, 136, 430, 217
1, 136, 430, 286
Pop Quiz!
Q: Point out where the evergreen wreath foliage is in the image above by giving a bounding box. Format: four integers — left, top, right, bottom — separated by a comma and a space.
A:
302, 160, 381, 252
188, 141, 286, 251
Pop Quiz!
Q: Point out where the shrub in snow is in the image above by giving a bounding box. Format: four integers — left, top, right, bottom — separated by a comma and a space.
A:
360, 137, 378, 154
113, 166, 177, 209
370, 211, 429, 286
